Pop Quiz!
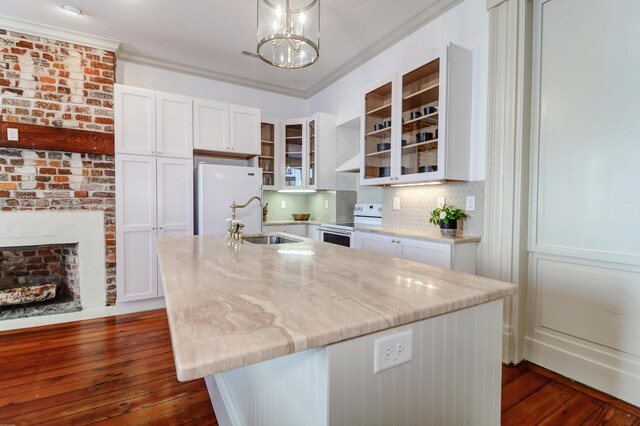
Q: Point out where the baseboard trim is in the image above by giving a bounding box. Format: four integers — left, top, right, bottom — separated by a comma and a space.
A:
525, 337, 640, 407
115, 297, 166, 315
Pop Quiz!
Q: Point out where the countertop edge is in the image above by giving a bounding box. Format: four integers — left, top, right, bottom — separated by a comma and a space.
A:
172, 286, 516, 382
354, 226, 482, 244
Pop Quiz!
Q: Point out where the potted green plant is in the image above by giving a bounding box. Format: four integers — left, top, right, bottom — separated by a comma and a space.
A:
429, 203, 468, 236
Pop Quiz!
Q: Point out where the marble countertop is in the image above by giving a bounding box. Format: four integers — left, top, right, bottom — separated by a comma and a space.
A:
354, 226, 481, 244
157, 233, 516, 381
263, 220, 322, 226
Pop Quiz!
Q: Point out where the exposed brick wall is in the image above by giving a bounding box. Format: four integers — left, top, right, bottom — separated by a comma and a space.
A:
0, 148, 116, 303
0, 29, 116, 306
0, 29, 115, 132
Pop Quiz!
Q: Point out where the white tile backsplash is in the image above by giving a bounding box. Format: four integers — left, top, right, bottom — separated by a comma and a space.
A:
263, 191, 356, 223
382, 181, 485, 236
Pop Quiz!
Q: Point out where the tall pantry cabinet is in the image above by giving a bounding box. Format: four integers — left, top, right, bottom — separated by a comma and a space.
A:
115, 84, 194, 302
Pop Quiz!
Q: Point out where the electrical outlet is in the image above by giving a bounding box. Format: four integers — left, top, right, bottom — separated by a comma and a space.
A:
7, 128, 18, 141
393, 197, 400, 210
325, 199, 329, 209
373, 329, 413, 373
437, 197, 445, 208
466, 196, 476, 211
281, 200, 286, 209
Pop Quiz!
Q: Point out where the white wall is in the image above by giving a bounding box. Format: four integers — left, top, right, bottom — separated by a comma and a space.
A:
307, 0, 488, 181
117, 61, 307, 120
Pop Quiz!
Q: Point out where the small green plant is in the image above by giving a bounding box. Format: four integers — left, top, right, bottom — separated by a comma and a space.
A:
429, 203, 467, 225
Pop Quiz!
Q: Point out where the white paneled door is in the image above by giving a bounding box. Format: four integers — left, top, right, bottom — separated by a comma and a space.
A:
115, 85, 156, 156
156, 93, 193, 158
116, 154, 158, 302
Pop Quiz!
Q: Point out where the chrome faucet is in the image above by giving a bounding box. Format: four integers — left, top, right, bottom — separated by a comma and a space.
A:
228, 196, 262, 241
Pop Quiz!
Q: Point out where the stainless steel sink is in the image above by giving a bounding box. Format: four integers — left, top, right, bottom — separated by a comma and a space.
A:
244, 235, 301, 245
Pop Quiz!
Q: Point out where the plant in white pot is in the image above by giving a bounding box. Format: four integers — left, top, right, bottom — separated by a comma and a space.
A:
429, 203, 468, 237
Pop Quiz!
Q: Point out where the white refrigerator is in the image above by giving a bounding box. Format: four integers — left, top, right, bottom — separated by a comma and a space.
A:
195, 163, 263, 235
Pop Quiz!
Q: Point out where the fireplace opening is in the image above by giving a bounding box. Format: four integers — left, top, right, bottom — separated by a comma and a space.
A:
0, 243, 82, 321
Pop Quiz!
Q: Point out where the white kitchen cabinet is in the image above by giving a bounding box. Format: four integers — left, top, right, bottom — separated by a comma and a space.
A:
308, 113, 337, 190
116, 154, 158, 302
307, 224, 320, 240
156, 92, 193, 158
116, 155, 193, 303
264, 224, 307, 237
279, 113, 337, 190
194, 99, 229, 152
354, 231, 476, 273
116, 85, 193, 159
115, 85, 156, 156
360, 43, 472, 185
230, 105, 261, 155
356, 231, 398, 258
259, 120, 279, 190
194, 100, 261, 156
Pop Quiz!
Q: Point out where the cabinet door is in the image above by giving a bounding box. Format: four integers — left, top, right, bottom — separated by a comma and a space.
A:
116, 154, 158, 302
194, 99, 229, 152
360, 76, 397, 186
156, 92, 193, 158
157, 157, 194, 297
355, 232, 399, 258
397, 238, 452, 269
282, 119, 307, 189
230, 105, 261, 155
115, 85, 156, 155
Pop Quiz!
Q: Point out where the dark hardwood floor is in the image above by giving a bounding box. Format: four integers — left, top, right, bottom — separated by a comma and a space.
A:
1, 310, 638, 425
0, 310, 216, 425
502, 362, 640, 425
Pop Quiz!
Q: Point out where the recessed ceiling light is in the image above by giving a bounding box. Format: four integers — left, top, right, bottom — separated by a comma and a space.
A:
61, 4, 83, 16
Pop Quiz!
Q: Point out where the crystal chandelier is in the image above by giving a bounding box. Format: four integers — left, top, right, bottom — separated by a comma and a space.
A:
257, 0, 320, 69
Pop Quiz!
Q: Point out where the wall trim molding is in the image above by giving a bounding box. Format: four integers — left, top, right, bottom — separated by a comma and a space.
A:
483, 0, 533, 364
487, 0, 510, 10
0, 16, 121, 53
117, 51, 307, 99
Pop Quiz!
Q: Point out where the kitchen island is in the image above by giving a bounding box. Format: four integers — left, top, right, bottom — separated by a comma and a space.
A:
157, 233, 516, 426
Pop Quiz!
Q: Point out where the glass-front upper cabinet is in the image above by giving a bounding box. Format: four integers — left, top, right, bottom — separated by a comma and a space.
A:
398, 57, 441, 180
308, 119, 315, 187
361, 77, 396, 185
359, 43, 472, 186
259, 121, 276, 189
282, 120, 306, 188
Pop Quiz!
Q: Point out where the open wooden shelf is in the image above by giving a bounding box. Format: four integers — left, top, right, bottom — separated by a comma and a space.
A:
402, 112, 438, 132
366, 149, 392, 157
365, 126, 392, 138
366, 103, 392, 118
401, 139, 438, 153
402, 83, 439, 110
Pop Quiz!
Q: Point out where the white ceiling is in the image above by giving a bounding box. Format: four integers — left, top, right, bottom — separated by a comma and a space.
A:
0, 0, 461, 98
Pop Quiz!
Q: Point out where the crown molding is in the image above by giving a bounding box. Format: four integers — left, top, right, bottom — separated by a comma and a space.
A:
0, 16, 121, 52
303, 0, 464, 98
118, 51, 308, 99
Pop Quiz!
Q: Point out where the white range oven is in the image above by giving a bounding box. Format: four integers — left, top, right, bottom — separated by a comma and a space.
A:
318, 204, 382, 248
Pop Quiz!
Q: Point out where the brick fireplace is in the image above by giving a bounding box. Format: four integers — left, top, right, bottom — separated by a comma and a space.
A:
0, 243, 81, 320
0, 28, 117, 315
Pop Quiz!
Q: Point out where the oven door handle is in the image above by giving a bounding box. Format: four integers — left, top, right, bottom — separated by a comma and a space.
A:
319, 228, 354, 236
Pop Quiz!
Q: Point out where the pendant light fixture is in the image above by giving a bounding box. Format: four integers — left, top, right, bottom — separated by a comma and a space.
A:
257, 0, 320, 69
